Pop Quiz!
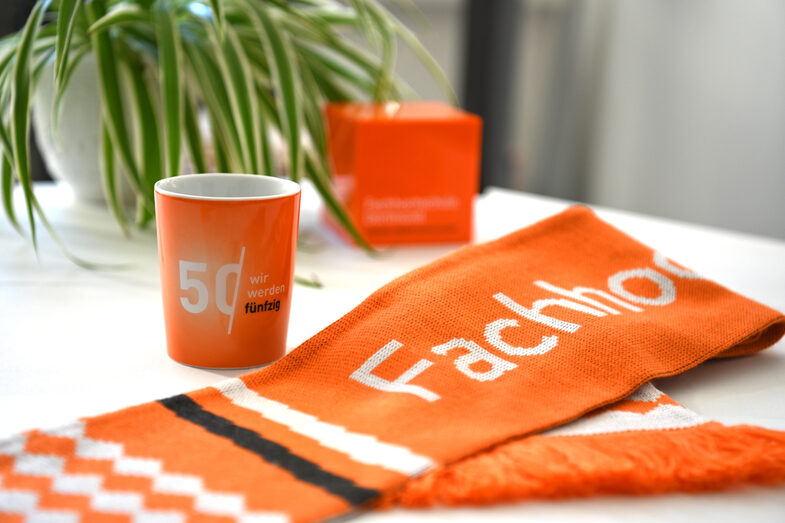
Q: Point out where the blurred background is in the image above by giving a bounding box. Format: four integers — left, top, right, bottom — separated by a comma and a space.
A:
4, 0, 784, 239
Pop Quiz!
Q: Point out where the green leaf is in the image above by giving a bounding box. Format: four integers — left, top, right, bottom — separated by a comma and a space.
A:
122, 24, 157, 57
183, 89, 206, 173
0, 118, 13, 158
349, 0, 381, 50
210, 21, 260, 173
253, 85, 278, 176
259, 121, 275, 176
54, 0, 80, 90
0, 67, 15, 108
85, 0, 149, 210
278, 14, 375, 75
153, 1, 182, 178
212, 119, 230, 172
296, 43, 375, 96
255, 83, 281, 128
135, 193, 154, 228
291, 1, 447, 102
364, 4, 396, 102
182, 37, 243, 170
2, 34, 58, 82
125, 56, 162, 192
294, 274, 323, 288
245, 3, 303, 181
9, 0, 52, 251
1, 0, 451, 268
381, 2, 457, 104
280, 13, 409, 100
208, 0, 225, 37
298, 5, 356, 26
0, 34, 21, 59
304, 149, 372, 251
306, 67, 354, 101
99, 121, 130, 236
87, 2, 148, 36
32, 47, 56, 85
0, 68, 13, 116
296, 60, 327, 157
389, 0, 430, 29
30, 195, 132, 270
1, 152, 23, 236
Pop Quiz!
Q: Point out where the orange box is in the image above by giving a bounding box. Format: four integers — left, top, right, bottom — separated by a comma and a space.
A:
324, 101, 482, 245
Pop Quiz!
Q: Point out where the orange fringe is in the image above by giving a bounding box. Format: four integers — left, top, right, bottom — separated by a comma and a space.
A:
376, 423, 785, 508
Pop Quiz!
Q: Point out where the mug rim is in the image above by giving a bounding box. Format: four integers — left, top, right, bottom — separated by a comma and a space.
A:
154, 173, 300, 201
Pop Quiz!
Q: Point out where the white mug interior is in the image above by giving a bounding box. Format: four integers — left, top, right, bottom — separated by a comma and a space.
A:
154, 173, 300, 201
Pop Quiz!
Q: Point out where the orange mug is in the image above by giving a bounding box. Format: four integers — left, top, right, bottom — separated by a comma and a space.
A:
154, 173, 301, 368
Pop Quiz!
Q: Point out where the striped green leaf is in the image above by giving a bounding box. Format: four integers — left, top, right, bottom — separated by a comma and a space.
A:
381, 2, 456, 104
296, 44, 376, 96
0, 0, 454, 269
9, 0, 52, 250
0, 118, 13, 157
85, 0, 149, 209
246, 3, 303, 181
54, 0, 80, 85
259, 121, 275, 177
182, 37, 243, 170
125, 55, 162, 191
31, 194, 131, 269
304, 149, 372, 251
298, 5, 356, 26
87, 3, 148, 36
294, 274, 323, 288
33, 47, 56, 84
135, 193, 154, 228
297, 60, 327, 157
99, 121, 129, 236
153, 1, 182, 178
254, 84, 279, 177
208, 0, 225, 37
363, 4, 396, 102
183, 89, 206, 173
350, 0, 381, 50
211, 22, 260, 173
1, 152, 22, 235
212, 118, 230, 172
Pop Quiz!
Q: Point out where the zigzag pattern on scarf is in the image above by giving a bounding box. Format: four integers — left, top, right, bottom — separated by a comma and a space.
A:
0, 422, 288, 522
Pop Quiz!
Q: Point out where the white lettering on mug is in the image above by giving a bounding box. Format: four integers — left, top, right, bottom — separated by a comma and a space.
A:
178, 246, 246, 334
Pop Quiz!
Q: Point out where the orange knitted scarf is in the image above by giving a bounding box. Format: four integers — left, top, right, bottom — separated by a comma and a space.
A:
379, 383, 785, 508
1, 207, 783, 522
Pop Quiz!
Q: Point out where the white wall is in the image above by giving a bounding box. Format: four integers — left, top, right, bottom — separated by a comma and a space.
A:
587, 0, 785, 239
394, 1, 785, 239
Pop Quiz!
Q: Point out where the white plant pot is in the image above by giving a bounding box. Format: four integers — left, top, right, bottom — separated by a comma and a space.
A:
32, 53, 132, 204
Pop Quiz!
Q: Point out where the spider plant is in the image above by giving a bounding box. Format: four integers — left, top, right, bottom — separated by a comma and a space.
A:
0, 0, 454, 266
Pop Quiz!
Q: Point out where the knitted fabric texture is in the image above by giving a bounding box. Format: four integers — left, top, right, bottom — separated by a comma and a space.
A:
380, 383, 785, 507
1, 206, 784, 522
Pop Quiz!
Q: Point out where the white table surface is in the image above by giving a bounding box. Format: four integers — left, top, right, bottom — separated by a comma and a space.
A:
1, 182, 784, 522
